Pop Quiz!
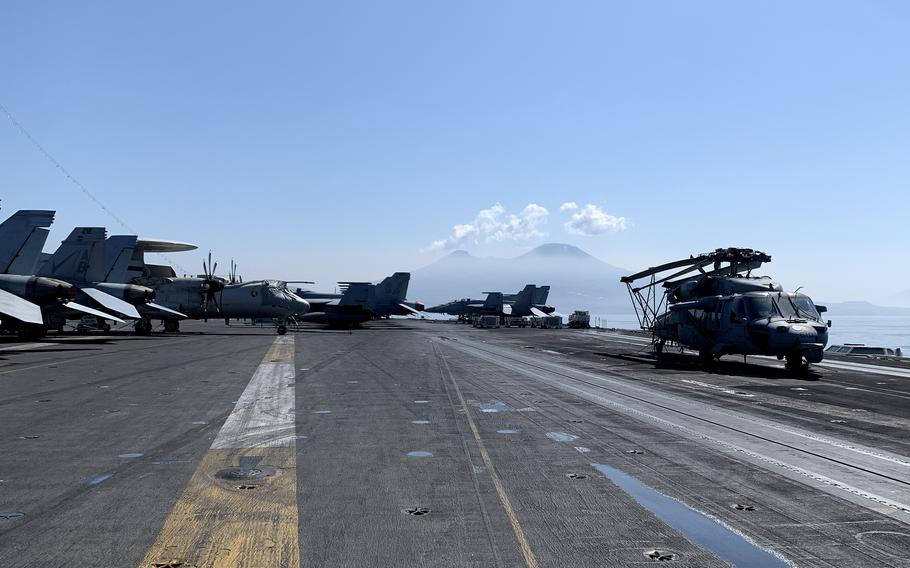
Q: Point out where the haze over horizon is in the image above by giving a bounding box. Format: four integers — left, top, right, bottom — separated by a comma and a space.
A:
3, 2, 908, 304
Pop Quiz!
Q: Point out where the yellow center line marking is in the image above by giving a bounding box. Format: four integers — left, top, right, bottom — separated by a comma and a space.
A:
138, 336, 299, 568
435, 342, 540, 568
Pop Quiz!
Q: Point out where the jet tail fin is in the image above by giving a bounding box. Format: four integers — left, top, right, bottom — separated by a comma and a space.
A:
38, 227, 107, 283
511, 284, 535, 315
532, 285, 550, 306
482, 292, 503, 312
0, 210, 55, 274
375, 272, 410, 304
339, 282, 374, 307
104, 235, 139, 283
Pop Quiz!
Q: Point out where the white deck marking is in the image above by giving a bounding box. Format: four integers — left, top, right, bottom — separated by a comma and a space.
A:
817, 359, 910, 379
0, 343, 59, 352
212, 336, 296, 449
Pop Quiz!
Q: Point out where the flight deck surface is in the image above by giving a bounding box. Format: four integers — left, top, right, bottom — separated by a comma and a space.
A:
1, 320, 909, 567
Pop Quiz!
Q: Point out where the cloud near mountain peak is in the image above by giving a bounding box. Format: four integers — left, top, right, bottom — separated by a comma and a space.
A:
564, 204, 626, 236
427, 203, 550, 251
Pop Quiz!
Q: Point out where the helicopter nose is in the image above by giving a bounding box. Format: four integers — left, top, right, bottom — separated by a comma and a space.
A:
771, 323, 817, 348
290, 297, 310, 315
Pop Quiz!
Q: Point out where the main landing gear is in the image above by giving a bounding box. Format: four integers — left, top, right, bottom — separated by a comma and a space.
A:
134, 318, 153, 336
164, 319, 180, 333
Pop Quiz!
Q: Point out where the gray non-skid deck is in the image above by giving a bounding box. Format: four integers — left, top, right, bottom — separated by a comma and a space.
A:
1, 320, 908, 566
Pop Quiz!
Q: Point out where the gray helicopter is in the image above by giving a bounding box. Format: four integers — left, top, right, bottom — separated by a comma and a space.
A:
621, 248, 830, 370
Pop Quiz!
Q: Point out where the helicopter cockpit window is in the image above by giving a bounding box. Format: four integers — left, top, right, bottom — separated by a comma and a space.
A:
775, 294, 800, 319
747, 296, 778, 318
791, 294, 821, 320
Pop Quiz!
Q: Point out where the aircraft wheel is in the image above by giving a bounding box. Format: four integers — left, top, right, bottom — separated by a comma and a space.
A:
134, 319, 152, 336
164, 319, 180, 333
101, 323, 111, 334
654, 339, 665, 356
277, 325, 287, 335
785, 353, 803, 371
698, 349, 714, 366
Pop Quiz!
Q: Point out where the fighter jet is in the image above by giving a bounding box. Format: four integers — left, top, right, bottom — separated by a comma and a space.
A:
426, 284, 554, 320
295, 272, 423, 327
0, 211, 125, 337
32, 227, 191, 332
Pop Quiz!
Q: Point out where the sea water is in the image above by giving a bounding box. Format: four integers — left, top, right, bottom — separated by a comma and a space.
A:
591, 314, 910, 353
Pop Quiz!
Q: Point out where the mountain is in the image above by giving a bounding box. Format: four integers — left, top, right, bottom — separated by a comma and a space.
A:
819, 300, 910, 316
889, 289, 910, 308
409, 243, 632, 314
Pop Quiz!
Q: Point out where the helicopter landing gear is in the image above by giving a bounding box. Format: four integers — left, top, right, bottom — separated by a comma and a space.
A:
654, 339, 665, 356
698, 349, 715, 366
134, 318, 153, 336
785, 352, 804, 372
164, 319, 180, 333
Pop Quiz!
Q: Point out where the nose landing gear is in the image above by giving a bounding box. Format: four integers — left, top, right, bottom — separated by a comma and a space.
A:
785, 352, 805, 372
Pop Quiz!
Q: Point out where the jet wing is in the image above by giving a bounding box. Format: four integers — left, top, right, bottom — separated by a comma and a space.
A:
142, 302, 188, 319
397, 303, 421, 315
0, 289, 44, 324
62, 301, 126, 323
81, 287, 141, 319
530, 307, 550, 317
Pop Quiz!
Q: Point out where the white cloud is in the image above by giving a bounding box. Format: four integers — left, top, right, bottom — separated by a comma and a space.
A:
559, 201, 578, 212
564, 204, 626, 236
426, 203, 550, 251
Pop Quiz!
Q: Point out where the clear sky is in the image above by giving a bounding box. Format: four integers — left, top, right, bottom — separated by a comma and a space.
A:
2, 1, 908, 302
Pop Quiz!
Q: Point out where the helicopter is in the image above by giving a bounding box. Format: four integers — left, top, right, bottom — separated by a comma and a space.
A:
621, 248, 831, 370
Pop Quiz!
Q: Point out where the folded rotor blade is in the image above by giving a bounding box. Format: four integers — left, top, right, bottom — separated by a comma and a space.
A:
144, 302, 188, 318
81, 287, 141, 319
62, 301, 126, 323
0, 289, 44, 324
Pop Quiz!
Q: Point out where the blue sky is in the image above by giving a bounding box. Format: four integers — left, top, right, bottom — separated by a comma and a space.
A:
2, 1, 908, 302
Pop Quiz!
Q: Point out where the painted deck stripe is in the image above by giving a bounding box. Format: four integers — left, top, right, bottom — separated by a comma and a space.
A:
0, 342, 60, 352
435, 342, 540, 568
817, 359, 910, 379
137, 336, 299, 568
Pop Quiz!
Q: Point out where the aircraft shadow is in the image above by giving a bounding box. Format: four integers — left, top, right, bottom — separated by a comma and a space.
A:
601, 351, 822, 381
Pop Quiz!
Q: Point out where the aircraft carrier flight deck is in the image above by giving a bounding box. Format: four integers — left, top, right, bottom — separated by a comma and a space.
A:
1, 320, 909, 567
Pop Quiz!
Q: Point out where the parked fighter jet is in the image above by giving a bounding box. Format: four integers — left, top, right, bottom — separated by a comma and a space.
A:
426, 284, 554, 319
621, 247, 830, 370
0, 211, 125, 336
295, 272, 423, 327
31, 227, 193, 332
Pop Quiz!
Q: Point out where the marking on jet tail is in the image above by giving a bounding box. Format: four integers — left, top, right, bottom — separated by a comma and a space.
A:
137, 336, 299, 568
